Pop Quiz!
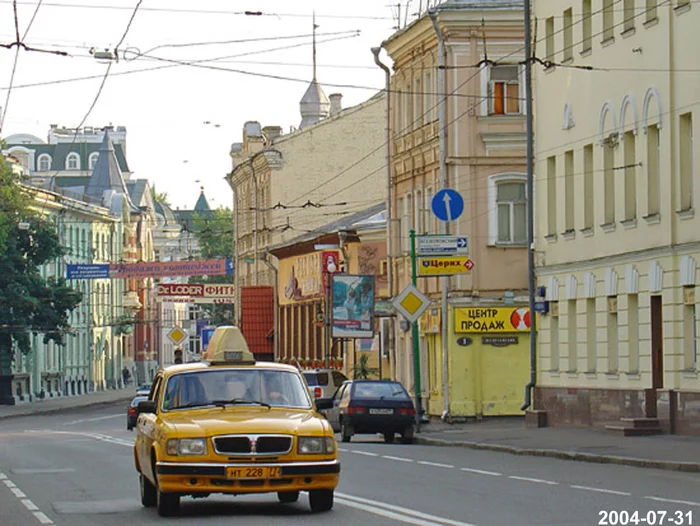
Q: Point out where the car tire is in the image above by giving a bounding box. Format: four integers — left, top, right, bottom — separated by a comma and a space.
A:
278, 490, 300, 503
340, 421, 353, 443
139, 474, 156, 508
383, 431, 395, 443
309, 489, 334, 512
156, 488, 180, 517
401, 426, 415, 444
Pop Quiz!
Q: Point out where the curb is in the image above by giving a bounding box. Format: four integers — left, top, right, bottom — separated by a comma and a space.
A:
414, 436, 700, 473
0, 394, 133, 421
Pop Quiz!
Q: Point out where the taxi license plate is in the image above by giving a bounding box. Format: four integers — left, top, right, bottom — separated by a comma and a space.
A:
226, 466, 281, 480
369, 408, 394, 415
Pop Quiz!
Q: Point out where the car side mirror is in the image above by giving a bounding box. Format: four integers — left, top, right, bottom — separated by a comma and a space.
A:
315, 398, 333, 411
137, 400, 156, 415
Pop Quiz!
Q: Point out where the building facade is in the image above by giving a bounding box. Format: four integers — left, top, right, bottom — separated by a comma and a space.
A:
383, 0, 529, 418
532, 0, 700, 434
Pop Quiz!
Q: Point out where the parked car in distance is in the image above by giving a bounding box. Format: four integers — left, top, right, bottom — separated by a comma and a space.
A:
127, 395, 149, 430
302, 369, 348, 400
136, 383, 151, 397
324, 380, 416, 444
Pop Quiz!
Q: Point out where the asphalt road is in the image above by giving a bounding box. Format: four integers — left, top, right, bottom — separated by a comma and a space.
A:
0, 402, 699, 526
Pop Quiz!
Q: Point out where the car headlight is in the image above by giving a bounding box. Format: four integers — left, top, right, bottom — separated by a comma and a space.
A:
166, 438, 207, 456
298, 436, 336, 454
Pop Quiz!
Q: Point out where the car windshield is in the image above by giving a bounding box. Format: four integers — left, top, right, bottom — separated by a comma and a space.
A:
352, 382, 411, 400
302, 372, 329, 386
161, 369, 312, 411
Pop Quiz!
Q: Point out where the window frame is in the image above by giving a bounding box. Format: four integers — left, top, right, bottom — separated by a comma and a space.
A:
66, 152, 80, 170
487, 173, 528, 246
37, 153, 52, 172
487, 64, 521, 116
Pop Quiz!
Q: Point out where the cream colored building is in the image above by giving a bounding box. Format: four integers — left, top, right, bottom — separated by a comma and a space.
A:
533, 0, 700, 434
383, 0, 529, 418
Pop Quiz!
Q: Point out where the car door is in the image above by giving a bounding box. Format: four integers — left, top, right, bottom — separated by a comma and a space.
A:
325, 383, 347, 432
136, 374, 162, 481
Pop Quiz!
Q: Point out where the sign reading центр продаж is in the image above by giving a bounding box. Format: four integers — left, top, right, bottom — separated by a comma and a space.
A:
454, 307, 533, 333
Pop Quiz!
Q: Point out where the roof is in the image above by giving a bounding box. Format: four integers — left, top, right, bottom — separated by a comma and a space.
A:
126, 179, 149, 207
299, 80, 330, 129
154, 200, 178, 225
193, 190, 211, 212
437, 0, 523, 7
160, 360, 298, 375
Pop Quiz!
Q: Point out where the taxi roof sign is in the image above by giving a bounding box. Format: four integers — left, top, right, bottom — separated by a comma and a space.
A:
204, 326, 255, 365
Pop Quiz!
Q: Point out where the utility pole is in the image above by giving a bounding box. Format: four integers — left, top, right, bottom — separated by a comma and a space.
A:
522, 0, 538, 411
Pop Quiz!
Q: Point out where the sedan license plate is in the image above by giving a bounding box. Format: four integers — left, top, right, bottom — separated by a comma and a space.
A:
369, 408, 394, 415
226, 466, 281, 480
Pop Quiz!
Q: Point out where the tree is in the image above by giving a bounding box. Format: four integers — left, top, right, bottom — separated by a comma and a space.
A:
191, 207, 234, 326
352, 353, 377, 380
0, 154, 82, 403
150, 184, 170, 206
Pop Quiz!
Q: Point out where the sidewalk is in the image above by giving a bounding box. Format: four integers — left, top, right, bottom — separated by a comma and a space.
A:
415, 416, 700, 473
0, 388, 134, 421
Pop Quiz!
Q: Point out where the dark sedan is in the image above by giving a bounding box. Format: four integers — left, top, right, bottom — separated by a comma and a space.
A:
324, 380, 415, 444
127, 395, 149, 430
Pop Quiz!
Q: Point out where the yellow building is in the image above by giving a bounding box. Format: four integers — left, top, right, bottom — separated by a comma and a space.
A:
382, 0, 529, 418
533, 1, 700, 434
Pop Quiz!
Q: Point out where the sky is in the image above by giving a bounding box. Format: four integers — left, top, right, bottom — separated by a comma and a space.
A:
0, 0, 429, 211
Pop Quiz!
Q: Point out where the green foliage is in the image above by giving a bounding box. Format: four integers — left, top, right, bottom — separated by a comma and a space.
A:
352, 353, 378, 380
114, 314, 136, 336
150, 184, 170, 206
0, 154, 83, 373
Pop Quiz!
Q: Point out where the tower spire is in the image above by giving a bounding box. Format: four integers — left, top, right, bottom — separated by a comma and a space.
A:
312, 10, 318, 81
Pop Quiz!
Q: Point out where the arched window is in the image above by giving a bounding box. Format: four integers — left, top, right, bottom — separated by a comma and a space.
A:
89, 152, 99, 170
37, 154, 52, 172
66, 152, 80, 170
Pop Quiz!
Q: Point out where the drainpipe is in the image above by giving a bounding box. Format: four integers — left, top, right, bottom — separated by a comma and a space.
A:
249, 157, 259, 286
429, 8, 451, 421
371, 45, 395, 380
232, 184, 240, 325
261, 253, 279, 360
521, 0, 537, 411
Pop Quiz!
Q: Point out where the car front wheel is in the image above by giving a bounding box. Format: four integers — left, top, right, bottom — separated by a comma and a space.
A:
156, 488, 180, 517
309, 489, 334, 512
278, 490, 300, 503
139, 474, 156, 507
340, 421, 353, 443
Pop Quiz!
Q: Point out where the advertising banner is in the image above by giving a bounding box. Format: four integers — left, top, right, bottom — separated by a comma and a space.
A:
67, 259, 233, 280
417, 256, 474, 276
331, 274, 375, 338
156, 283, 234, 298
454, 307, 533, 333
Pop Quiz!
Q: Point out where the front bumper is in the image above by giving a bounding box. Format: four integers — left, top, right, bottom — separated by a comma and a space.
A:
155, 460, 340, 495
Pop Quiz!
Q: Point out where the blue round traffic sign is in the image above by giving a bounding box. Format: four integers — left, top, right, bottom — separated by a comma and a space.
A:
431, 188, 464, 222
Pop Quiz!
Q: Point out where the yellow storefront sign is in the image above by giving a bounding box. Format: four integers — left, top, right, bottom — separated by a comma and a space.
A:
417, 256, 474, 276
454, 307, 533, 333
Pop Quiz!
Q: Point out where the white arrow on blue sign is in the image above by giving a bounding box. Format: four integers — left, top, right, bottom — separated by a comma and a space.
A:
431, 188, 464, 222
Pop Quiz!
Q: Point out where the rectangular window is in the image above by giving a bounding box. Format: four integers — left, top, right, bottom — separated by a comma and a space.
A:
565, 150, 575, 232
563, 8, 574, 61
680, 113, 693, 211
405, 193, 413, 249
623, 0, 635, 32
647, 124, 660, 216
646, 0, 657, 22
395, 89, 403, 134
497, 181, 527, 243
582, 0, 592, 52
603, 0, 614, 42
628, 294, 639, 373
608, 305, 619, 373
415, 190, 423, 234
604, 146, 615, 224
624, 131, 637, 221
550, 308, 560, 371
568, 300, 577, 372
586, 298, 597, 372
414, 78, 422, 128
424, 70, 433, 122
583, 144, 594, 229
547, 156, 557, 236
397, 197, 404, 252
683, 299, 697, 370
545, 17, 555, 62
425, 187, 434, 233
489, 65, 520, 115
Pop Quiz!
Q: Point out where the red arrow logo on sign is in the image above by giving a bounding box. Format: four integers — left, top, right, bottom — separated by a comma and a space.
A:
464, 259, 475, 270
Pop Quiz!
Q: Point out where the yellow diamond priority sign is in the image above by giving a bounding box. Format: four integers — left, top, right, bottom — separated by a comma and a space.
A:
167, 326, 188, 346
392, 284, 431, 323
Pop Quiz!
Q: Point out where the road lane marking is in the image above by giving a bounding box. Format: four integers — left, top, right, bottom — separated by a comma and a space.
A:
337, 492, 477, 526
0, 472, 6, 480
570, 485, 631, 496
418, 461, 454, 469
338, 448, 348, 452
460, 468, 502, 476
382, 455, 414, 462
63, 414, 122, 426
644, 496, 700, 507
351, 451, 379, 457
12, 469, 76, 475
4, 479, 17, 488
508, 476, 558, 485
22, 499, 39, 511
11, 487, 26, 498
33, 511, 53, 524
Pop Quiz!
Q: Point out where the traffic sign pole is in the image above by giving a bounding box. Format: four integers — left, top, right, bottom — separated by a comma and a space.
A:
410, 229, 423, 430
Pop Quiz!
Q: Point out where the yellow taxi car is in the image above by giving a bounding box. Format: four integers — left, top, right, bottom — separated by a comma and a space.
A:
133, 326, 339, 517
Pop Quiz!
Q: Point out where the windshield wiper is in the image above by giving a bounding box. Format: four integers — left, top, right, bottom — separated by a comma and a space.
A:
173, 402, 213, 410
211, 398, 271, 409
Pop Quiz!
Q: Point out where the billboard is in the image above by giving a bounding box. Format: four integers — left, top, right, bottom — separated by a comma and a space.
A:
66, 259, 233, 280
454, 307, 533, 333
331, 274, 375, 338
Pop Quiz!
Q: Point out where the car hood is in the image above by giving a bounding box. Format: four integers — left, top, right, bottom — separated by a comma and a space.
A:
164, 408, 331, 437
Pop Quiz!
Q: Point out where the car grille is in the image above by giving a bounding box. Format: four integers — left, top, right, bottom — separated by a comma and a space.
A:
213, 434, 293, 456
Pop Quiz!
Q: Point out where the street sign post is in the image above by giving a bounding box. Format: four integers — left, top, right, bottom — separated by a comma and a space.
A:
431, 188, 464, 222
167, 326, 188, 346
391, 284, 431, 323
416, 234, 469, 255
418, 256, 474, 277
